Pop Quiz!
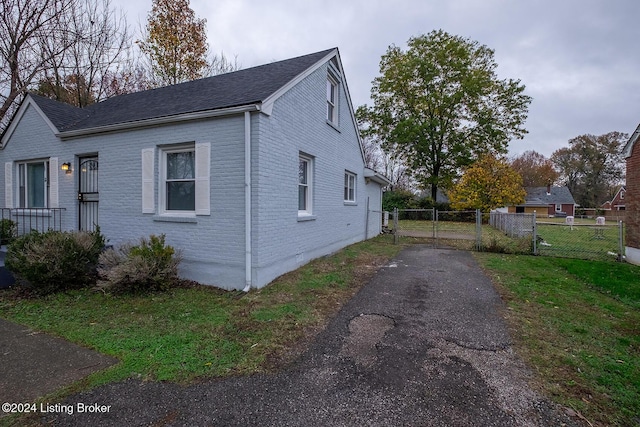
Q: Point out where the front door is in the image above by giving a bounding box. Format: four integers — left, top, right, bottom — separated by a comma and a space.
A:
78, 157, 99, 231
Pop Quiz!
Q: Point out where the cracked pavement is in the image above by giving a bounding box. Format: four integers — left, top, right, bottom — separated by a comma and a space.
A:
41, 246, 581, 426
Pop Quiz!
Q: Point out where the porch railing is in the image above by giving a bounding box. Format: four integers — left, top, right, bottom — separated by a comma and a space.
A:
0, 208, 66, 240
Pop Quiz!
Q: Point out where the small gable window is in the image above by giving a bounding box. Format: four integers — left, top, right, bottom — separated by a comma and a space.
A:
326, 75, 338, 124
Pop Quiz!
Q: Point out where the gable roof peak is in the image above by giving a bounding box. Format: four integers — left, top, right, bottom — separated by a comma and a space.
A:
25, 48, 339, 138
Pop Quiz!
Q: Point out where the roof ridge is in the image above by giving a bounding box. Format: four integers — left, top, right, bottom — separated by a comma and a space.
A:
58, 47, 337, 132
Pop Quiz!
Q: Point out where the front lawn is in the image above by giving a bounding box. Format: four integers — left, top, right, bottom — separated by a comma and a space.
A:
475, 253, 640, 426
0, 235, 402, 390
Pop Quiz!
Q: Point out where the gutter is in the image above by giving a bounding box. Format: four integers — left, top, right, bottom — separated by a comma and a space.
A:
243, 111, 252, 292
57, 104, 261, 140
364, 168, 391, 186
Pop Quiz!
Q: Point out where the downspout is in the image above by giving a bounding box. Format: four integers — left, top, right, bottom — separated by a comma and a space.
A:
243, 111, 252, 292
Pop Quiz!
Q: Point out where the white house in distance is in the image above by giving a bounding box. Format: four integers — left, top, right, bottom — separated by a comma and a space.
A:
0, 48, 389, 290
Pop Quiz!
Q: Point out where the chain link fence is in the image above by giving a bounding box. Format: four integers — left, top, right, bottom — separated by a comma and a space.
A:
388, 209, 625, 262
389, 209, 484, 251
535, 217, 624, 261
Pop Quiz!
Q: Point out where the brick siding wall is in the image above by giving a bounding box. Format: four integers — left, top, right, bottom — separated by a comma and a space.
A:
0, 59, 382, 290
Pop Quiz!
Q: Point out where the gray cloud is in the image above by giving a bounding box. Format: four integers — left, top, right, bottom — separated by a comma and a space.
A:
118, 0, 640, 157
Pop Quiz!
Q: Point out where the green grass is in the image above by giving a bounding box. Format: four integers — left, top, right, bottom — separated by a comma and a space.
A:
475, 253, 640, 426
536, 222, 622, 260
392, 219, 532, 253
393, 218, 624, 260
4, 233, 638, 426
0, 235, 402, 392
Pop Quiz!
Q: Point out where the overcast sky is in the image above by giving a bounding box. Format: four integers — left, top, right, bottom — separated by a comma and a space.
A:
117, 0, 640, 158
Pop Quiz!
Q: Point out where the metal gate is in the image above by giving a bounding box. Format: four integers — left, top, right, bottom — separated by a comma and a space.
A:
78, 157, 99, 232
391, 208, 482, 250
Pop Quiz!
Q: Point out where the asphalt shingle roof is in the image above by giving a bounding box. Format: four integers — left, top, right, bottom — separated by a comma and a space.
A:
30, 48, 336, 133
523, 186, 576, 205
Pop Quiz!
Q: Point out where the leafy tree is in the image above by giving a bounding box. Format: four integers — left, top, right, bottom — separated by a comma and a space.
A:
550, 146, 582, 196
356, 104, 413, 191
551, 132, 626, 208
510, 150, 559, 187
365, 30, 531, 201
137, 0, 209, 86
449, 154, 526, 212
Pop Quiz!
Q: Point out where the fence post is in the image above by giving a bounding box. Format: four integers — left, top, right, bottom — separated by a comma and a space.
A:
432, 207, 436, 240
393, 207, 398, 245
435, 209, 439, 248
475, 209, 482, 251
619, 220, 624, 262
532, 210, 537, 255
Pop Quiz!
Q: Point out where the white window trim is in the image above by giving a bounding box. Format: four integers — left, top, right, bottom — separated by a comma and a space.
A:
17, 159, 50, 209
159, 144, 196, 217
555, 204, 562, 212
326, 75, 338, 125
298, 154, 313, 217
344, 171, 356, 203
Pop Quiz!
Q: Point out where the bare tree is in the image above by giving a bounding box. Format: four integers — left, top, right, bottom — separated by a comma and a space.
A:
0, 0, 76, 129
510, 150, 559, 187
206, 51, 240, 76
36, 0, 132, 107
551, 132, 627, 207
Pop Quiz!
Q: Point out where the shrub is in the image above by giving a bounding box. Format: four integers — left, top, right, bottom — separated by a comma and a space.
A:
482, 236, 532, 254
5, 228, 106, 295
97, 234, 181, 294
0, 218, 16, 245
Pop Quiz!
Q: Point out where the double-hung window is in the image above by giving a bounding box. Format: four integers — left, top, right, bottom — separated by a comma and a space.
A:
344, 171, 356, 203
163, 146, 195, 213
142, 143, 210, 217
298, 155, 313, 215
326, 76, 338, 124
18, 160, 49, 208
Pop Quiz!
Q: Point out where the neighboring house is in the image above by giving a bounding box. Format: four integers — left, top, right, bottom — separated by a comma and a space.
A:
622, 124, 640, 265
507, 185, 576, 217
601, 186, 626, 211
417, 188, 450, 204
0, 48, 389, 290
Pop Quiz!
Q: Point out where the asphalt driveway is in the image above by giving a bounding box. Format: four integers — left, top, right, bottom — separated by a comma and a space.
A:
30, 246, 580, 426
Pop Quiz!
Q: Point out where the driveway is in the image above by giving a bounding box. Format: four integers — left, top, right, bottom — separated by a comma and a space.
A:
37, 246, 579, 426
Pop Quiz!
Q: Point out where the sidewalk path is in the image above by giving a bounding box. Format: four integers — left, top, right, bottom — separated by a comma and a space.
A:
0, 319, 117, 404
38, 246, 579, 426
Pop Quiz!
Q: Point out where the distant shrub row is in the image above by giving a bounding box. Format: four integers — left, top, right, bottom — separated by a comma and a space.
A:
382, 190, 450, 212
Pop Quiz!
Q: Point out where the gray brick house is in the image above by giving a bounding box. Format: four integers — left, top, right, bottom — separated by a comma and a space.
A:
0, 48, 389, 290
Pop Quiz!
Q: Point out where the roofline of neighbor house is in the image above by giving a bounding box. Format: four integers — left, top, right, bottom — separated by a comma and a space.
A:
622, 123, 640, 158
